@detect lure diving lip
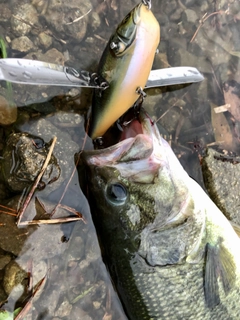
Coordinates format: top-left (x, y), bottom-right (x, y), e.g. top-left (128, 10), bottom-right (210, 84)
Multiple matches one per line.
top-left (0, 58), bottom-right (108, 89)
top-left (0, 58), bottom-right (203, 89)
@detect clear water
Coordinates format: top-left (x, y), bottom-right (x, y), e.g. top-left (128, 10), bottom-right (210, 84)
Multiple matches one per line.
top-left (0, 0), bottom-right (239, 319)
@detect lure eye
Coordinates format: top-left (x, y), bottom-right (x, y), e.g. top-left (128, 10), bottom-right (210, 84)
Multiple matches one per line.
top-left (110, 41), bottom-right (126, 56)
top-left (116, 42), bottom-right (126, 54)
top-left (106, 182), bottom-right (128, 205)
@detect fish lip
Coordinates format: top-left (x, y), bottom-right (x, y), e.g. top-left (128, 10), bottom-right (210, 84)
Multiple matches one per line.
top-left (83, 108), bottom-right (158, 166)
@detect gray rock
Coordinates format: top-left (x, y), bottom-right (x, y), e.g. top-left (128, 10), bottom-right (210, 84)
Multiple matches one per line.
top-left (170, 8), bottom-right (183, 22)
top-left (171, 46), bottom-right (212, 73)
top-left (3, 260), bottom-right (27, 296)
top-left (19, 114), bottom-right (81, 188)
top-left (24, 48), bottom-right (65, 65)
top-left (44, 0), bottom-right (92, 42)
top-left (11, 36), bottom-right (35, 52)
top-left (11, 3), bottom-right (39, 37)
top-left (54, 297), bottom-right (72, 317)
top-left (202, 148), bottom-right (240, 224)
top-left (163, 0), bottom-right (177, 15)
top-left (38, 32), bottom-right (53, 49)
top-left (0, 255), bottom-right (11, 270)
top-left (0, 4), bottom-right (11, 22)
top-left (182, 9), bottom-right (198, 25)
top-left (2, 133), bottom-right (61, 193)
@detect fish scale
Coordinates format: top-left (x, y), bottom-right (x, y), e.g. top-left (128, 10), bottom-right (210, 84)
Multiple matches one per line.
top-left (107, 249), bottom-right (240, 319)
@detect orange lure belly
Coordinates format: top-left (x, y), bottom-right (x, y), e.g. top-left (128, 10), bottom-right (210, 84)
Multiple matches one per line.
top-left (89, 4), bottom-right (160, 139)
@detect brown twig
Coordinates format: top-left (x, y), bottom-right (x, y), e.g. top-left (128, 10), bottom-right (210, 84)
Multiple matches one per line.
top-left (33, 197), bottom-right (85, 224)
top-left (0, 204), bottom-right (17, 213)
top-left (19, 217), bottom-right (82, 225)
top-left (17, 137), bottom-right (57, 226)
top-left (0, 210), bottom-right (17, 217)
top-left (50, 125), bottom-right (89, 218)
top-left (15, 275), bottom-right (47, 320)
top-left (58, 203), bottom-right (84, 218)
top-left (0, 204), bottom-right (17, 216)
top-left (190, 10), bottom-right (228, 43)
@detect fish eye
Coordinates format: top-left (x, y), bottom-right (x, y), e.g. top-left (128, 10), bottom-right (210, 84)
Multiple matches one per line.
top-left (106, 182), bottom-right (128, 205)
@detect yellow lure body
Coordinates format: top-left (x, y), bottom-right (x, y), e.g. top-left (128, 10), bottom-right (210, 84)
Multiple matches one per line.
top-left (89, 3), bottom-right (160, 139)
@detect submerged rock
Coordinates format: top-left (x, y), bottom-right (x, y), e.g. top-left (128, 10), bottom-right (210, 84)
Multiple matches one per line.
top-left (0, 95), bottom-right (17, 125)
top-left (2, 132), bottom-right (61, 193)
top-left (11, 3), bottom-right (38, 37)
top-left (202, 148), bottom-right (240, 224)
top-left (44, 0), bottom-right (92, 42)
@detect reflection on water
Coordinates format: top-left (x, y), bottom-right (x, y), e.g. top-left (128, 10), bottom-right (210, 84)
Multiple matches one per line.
top-left (0, 0), bottom-right (240, 318)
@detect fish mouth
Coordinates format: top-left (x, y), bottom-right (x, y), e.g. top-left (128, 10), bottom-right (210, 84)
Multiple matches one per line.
top-left (88, 107), bottom-right (157, 159)
top-left (84, 107), bottom-right (165, 183)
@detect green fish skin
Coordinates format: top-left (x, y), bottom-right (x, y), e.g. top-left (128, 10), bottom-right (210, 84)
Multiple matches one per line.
top-left (81, 109), bottom-right (240, 320)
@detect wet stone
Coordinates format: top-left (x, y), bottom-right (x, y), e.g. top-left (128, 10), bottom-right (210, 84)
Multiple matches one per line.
top-left (19, 114), bottom-right (81, 191)
top-left (172, 47), bottom-right (212, 73)
top-left (11, 36), bottom-right (35, 52)
top-left (54, 298), bottom-right (72, 317)
top-left (170, 8), bottom-right (183, 22)
top-left (0, 95), bottom-right (17, 125)
top-left (2, 132), bottom-right (61, 193)
top-left (0, 286), bottom-right (7, 302)
top-left (3, 260), bottom-right (27, 296)
top-left (24, 48), bottom-right (65, 65)
top-left (11, 3), bottom-right (39, 37)
top-left (202, 148), bottom-right (240, 224)
top-left (162, 0), bottom-right (177, 15)
top-left (44, 0), bottom-right (92, 42)
top-left (0, 4), bottom-right (11, 22)
top-left (38, 31), bottom-right (53, 48)
top-left (182, 9), bottom-right (199, 25)
top-left (0, 255), bottom-right (11, 270)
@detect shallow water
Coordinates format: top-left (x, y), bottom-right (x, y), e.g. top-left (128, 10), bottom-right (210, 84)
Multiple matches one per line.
top-left (0, 0), bottom-right (240, 319)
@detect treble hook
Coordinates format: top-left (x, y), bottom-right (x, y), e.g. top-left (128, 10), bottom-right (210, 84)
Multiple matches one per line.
top-left (142, 0), bottom-right (151, 10)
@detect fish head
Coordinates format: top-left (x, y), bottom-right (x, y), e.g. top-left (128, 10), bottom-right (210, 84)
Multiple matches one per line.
top-left (82, 109), bottom-right (190, 240)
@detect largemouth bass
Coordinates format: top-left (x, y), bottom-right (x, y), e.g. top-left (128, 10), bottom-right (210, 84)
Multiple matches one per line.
top-left (81, 109), bottom-right (240, 319)
top-left (88, 2), bottom-right (160, 139)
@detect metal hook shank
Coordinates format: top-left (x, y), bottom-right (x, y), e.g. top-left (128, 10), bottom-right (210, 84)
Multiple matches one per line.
top-left (142, 0), bottom-right (151, 10)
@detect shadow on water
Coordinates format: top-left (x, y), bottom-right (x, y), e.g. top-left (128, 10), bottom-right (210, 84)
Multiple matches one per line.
top-left (0, 0), bottom-right (240, 318)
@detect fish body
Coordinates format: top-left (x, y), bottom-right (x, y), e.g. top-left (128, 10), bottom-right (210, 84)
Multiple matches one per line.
top-left (82, 109), bottom-right (240, 319)
top-left (88, 3), bottom-right (160, 139)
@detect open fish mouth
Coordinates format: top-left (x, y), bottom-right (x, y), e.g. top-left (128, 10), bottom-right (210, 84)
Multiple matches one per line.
top-left (84, 107), bottom-right (171, 183)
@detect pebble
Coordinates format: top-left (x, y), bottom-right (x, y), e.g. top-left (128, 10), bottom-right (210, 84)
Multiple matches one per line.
top-left (3, 260), bottom-right (27, 296)
top-left (11, 36), bottom-right (34, 52)
top-left (38, 31), bottom-right (53, 48)
top-left (11, 3), bottom-right (38, 36)
top-left (0, 95), bottom-right (17, 125)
